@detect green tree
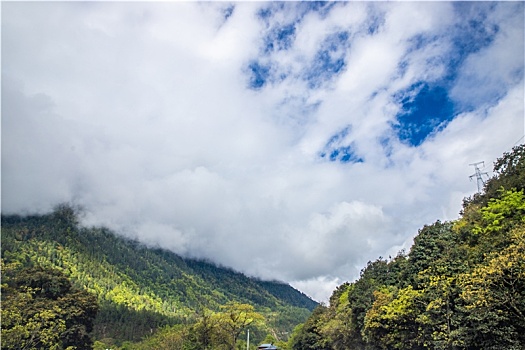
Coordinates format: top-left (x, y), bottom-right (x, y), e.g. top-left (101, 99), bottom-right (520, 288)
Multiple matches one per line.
top-left (417, 271), bottom-right (464, 350)
top-left (1, 262), bottom-right (98, 349)
top-left (407, 222), bottom-right (460, 283)
top-left (486, 144), bottom-right (525, 198)
top-left (214, 302), bottom-right (264, 350)
top-left (319, 284), bottom-right (356, 350)
top-left (289, 305), bottom-right (330, 350)
top-left (363, 285), bottom-right (425, 350)
top-left (458, 227), bottom-right (525, 349)
top-left (188, 309), bottom-right (216, 350)
top-left (123, 325), bottom-right (190, 350)
top-left (474, 189), bottom-right (525, 236)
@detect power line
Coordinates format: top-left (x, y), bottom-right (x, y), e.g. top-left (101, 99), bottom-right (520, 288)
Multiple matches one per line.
top-left (469, 161), bottom-right (489, 193)
top-left (512, 135), bottom-right (525, 147)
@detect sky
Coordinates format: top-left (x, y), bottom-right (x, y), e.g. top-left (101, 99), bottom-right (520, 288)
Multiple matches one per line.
top-left (2, 1), bottom-right (524, 302)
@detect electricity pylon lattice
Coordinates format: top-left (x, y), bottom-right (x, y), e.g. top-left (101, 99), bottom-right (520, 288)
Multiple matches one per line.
top-left (469, 161), bottom-right (489, 193)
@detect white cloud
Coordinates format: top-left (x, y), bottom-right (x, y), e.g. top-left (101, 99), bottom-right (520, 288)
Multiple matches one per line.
top-left (450, 2), bottom-right (524, 108)
top-left (2, 2), bottom-right (523, 302)
top-left (291, 276), bottom-right (343, 304)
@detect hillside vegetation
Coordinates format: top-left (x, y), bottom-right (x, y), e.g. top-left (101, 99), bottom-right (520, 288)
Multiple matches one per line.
top-left (289, 144), bottom-right (525, 350)
top-left (1, 207), bottom-right (316, 349)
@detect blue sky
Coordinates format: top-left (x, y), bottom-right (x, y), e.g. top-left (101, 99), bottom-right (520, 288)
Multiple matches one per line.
top-left (2, 1), bottom-right (524, 301)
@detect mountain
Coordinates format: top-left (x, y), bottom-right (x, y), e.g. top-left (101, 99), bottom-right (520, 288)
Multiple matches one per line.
top-left (1, 207), bottom-right (317, 346)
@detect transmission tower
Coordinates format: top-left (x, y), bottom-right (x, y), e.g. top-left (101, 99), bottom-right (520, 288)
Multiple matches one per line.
top-left (469, 161), bottom-right (489, 193)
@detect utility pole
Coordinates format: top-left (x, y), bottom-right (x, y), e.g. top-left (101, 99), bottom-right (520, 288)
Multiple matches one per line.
top-left (469, 161), bottom-right (489, 193)
top-left (247, 329), bottom-right (250, 350)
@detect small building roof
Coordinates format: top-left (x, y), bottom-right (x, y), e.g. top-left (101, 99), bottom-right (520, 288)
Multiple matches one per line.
top-left (257, 344), bottom-right (278, 350)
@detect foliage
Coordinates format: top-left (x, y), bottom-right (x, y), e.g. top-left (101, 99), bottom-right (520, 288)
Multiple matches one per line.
top-left (318, 284), bottom-right (357, 350)
top-left (1, 263), bottom-right (98, 350)
top-left (123, 303), bottom-right (265, 350)
top-left (117, 325), bottom-right (190, 350)
top-left (363, 285), bottom-right (424, 349)
top-left (458, 227), bottom-right (525, 349)
top-left (213, 302), bottom-right (265, 350)
top-left (289, 305), bottom-right (330, 350)
top-left (473, 188), bottom-right (525, 235)
top-left (487, 144), bottom-right (525, 197)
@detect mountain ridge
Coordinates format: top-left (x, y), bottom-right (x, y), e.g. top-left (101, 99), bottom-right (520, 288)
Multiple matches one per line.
top-left (1, 207), bottom-right (317, 345)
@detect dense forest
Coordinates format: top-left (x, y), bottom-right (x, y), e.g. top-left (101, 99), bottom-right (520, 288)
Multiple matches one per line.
top-left (2, 144), bottom-right (524, 350)
top-left (288, 144), bottom-right (525, 350)
top-left (1, 205), bottom-right (316, 349)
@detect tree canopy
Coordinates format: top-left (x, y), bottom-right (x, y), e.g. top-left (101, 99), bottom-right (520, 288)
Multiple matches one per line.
top-left (1, 263), bottom-right (98, 350)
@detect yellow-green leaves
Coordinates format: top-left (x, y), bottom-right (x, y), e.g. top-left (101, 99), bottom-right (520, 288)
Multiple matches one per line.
top-left (461, 227), bottom-right (525, 314)
top-left (363, 285), bottom-right (424, 349)
top-left (474, 189), bottom-right (525, 235)
top-left (1, 263), bottom-right (98, 350)
top-left (214, 302), bottom-right (265, 350)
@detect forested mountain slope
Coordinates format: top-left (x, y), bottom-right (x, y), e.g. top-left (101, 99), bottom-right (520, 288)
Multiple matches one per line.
top-left (290, 144), bottom-right (525, 350)
top-left (1, 208), bottom-right (316, 346)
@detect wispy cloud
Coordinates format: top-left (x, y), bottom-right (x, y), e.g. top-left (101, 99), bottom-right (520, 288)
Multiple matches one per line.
top-left (2, 2), bottom-right (523, 302)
